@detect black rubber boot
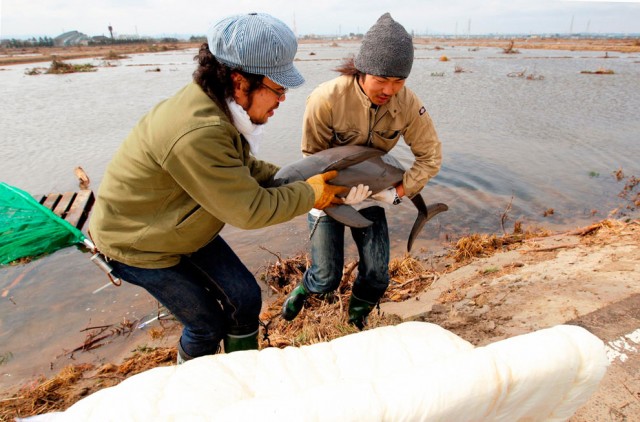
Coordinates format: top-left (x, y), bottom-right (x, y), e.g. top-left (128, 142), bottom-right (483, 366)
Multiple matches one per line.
top-left (348, 294), bottom-right (377, 330)
top-left (281, 283), bottom-right (309, 321)
top-left (223, 329), bottom-right (259, 353)
top-left (176, 339), bottom-right (195, 365)
top-left (177, 337), bottom-right (221, 364)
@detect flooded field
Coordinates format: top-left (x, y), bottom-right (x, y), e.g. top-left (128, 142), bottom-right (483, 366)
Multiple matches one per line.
top-left (1, 42), bottom-right (638, 388)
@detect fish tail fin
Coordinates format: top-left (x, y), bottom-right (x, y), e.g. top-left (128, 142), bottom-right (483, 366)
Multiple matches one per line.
top-left (407, 196), bottom-right (449, 252)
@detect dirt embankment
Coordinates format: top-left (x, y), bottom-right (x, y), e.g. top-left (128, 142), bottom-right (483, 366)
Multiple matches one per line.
top-left (1, 219), bottom-right (638, 421)
top-left (2, 37), bottom-right (639, 68)
top-left (0, 42), bottom-right (201, 67)
top-left (415, 37), bottom-right (640, 53)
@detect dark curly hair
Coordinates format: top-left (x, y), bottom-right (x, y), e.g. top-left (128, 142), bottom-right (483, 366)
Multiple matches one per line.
top-left (192, 43), bottom-right (264, 122)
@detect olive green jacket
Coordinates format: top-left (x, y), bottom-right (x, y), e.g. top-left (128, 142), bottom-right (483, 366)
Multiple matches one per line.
top-left (90, 82), bottom-right (314, 268)
top-left (301, 75), bottom-right (442, 198)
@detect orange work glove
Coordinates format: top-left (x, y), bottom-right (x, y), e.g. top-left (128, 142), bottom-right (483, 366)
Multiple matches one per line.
top-left (306, 170), bottom-right (350, 210)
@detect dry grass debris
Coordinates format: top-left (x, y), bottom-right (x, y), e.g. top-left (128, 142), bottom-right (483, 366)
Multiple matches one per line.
top-left (0, 347), bottom-right (176, 419)
top-left (0, 219), bottom-right (633, 420)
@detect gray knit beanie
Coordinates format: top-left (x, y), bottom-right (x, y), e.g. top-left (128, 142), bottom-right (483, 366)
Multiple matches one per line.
top-left (355, 13), bottom-right (414, 78)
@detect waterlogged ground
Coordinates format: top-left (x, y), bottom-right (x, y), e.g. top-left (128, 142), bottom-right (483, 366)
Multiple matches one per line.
top-left (1, 41), bottom-right (639, 417)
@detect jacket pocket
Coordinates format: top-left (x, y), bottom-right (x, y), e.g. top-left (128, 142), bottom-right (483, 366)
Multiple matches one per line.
top-left (170, 206), bottom-right (221, 252)
top-left (333, 129), bottom-right (363, 145)
top-left (372, 129), bottom-right (401, 149)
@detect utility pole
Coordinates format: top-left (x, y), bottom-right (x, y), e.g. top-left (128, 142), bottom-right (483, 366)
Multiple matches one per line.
top-left (293, 12), bottom-right (297, 37)
top-left (569, 15), bottom-right (574, 35)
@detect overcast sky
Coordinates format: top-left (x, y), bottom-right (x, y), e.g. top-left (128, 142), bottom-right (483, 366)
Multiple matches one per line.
top-left (1, 0), bottom-right (639, 39)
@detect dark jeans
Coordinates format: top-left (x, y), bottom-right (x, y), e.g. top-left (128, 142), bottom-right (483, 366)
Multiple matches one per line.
top-left (302, 206), bottom-right (390, 303)
top-left (109, 236), bottom-right (261, 358)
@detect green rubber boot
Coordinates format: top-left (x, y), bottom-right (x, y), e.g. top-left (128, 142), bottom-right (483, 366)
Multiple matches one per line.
top-left (348, 294), bottom-right (377, 330)
top-left (281, 283), bottom-right (309, 321)
top-left (223, 329), bottom-right (259, 353)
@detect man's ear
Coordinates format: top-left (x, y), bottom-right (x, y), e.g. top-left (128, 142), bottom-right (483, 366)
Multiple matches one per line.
top-left (231, 72), bottom-right (244, 89)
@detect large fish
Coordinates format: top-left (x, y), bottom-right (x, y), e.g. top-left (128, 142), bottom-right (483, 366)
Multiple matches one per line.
top-left (271, 145), bottom-right (448, 252)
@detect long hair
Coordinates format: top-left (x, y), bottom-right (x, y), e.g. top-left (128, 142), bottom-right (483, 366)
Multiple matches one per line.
top-left (192, 43), bottom-right (264, 122)
top-left (334, 55), bottom-right (364, 77)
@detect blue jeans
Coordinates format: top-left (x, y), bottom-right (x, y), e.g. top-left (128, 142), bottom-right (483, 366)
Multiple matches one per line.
top-left (302, 206), bottom-right (390, 303)
top-left (109, 236), bottom-right (261, 358)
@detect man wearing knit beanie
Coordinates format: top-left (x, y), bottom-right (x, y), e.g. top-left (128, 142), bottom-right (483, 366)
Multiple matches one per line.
top-left (355, 12), bottom-right (414, 79)
top-left (282, 13), bottom-right (443, 329)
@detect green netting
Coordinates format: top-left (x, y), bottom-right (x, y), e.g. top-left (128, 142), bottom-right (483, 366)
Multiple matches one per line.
top-left (0, 182), bottom-right (85, 265)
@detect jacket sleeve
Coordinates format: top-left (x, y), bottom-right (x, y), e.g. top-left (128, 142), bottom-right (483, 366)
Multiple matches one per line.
top-left (401, 94), bottom-right (442, 198)
top-left (301, 89), bottom-right (334, 156)
top-left (163, 123), bottom-right (315, 230)
top-left (245, 151), bottom-right (280, 187)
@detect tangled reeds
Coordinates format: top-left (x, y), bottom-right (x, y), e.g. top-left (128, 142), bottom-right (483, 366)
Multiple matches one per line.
top-left (5, 217), bottom-right (618, 419)
top-left (580, 68), bottom-right (615, 75)
top-left (258, 253), bottom-right (433, 348)
top-left (101, 50), bottom-right (129, 60)
top-left (0, 347), bottom-right (176, 419)
top-left (46, 58), bottom-right (96, 74)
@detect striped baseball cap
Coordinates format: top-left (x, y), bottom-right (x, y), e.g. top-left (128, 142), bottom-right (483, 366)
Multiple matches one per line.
top-left (207, 13), bottom-right (304, 88)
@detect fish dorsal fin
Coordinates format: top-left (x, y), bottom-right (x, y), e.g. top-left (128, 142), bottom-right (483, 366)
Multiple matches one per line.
top-left (322, 147), bottom-right (385, 172)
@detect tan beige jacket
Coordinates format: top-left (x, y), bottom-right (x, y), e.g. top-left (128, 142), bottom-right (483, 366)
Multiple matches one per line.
top-left (301, 75), bottom-right (442, 198)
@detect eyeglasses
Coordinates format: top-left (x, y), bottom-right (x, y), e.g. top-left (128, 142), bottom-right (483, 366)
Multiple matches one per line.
top-left (261, 82), bottom-right (287, 101)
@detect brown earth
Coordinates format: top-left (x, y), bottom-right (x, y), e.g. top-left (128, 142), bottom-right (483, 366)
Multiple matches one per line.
top-left (0, 42), bottom-right (201, 67)
top-left (1, 36), bottom-right (639, 68)
top-left (1, 219), bottom-right (638, 420)
top-left (383, 219), bottom-right (640, 421)
top-left (414, 36), bottom-right (640, 54)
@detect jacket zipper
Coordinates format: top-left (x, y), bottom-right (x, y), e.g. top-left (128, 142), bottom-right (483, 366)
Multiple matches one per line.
top-left (367, 105), bottom-right (379, 146)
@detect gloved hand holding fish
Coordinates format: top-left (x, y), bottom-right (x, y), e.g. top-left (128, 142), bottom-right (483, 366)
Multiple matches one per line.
top-left (342, 184), bottom-right (372, 205)
top-left (271, 145), bottom-right (448, 252)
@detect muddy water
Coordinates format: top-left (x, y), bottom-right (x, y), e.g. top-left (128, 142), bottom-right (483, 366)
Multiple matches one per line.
top-left (1, 42), bottom-right (639, 388)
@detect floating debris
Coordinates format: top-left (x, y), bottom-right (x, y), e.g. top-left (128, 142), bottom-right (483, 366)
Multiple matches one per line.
top-left (507, 68), bottom-right (544, 80)
top-left (102, 50), bottom-right (129, 60)
top-left (45, 58), bottom-right (96, 74)
top-left (502, 40), bottom-right (520, 54)
top-left (74, 167), bottom-right (90, 190)
top-left (580, 68), bottom-right (615, 75)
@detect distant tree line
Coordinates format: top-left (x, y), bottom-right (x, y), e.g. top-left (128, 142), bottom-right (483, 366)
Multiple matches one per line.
top-left (2, 37), bottom-right (55, 48)
top-left (88, 37), bottom-right (187, 46)
top-left (88, 37), bottom-right (155, 46)
top-left (2, 34), bottom-right (207, 49)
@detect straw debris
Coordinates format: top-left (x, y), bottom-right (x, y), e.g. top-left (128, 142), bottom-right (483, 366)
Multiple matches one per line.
top-left (0, 347), bottom-right (176, 419)
top-left (45, 58), bottom-right (97, 74)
